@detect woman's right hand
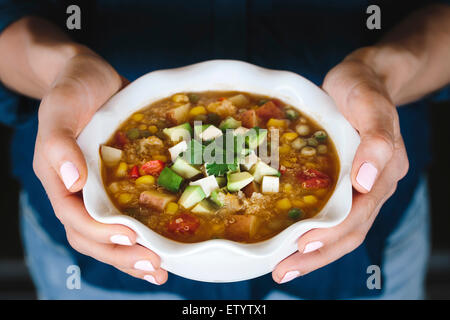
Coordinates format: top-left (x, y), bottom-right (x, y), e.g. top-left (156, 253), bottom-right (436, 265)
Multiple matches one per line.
top-left (32, 50), bottom-right (168, 285)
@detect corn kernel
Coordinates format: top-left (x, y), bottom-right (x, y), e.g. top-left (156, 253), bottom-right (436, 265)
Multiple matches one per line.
top-left (305, 162), bottom-right (318, 169)
top-left (172, 94), bottom-right (189, 103)
top-left (153, 154), bottom-right (168, 162)
top-left (281, 132), bottom-right (299, 143)
top-left (292, 199), bottom-right (306, 207)
top-left (148, 125), bottom-right (158, 134)
top-left (135, 175), bottom-right (155, 186)
top-left (283, 183), bottom-right (293, 193)
top-left (132, 113), bottom-right (144, 122)
top-left (281, 160), bottom-right (293, 168)
top-left (117, 193), bottom-right (133, 205)
top-left (279, 144), bottom-right (291, 155)
top-left (267, 118), bottom-right (287, 128)
top-left (138, 124), bottom-right (147, 130)
top-left (189, 106), bottom-right (207, 117)
top-left (276, 198), bottom-right (292, 211)
top-left (115, 162), bottom-right (128, 178)
top-left (165, 202), bottom-right (179, 214)
top-left (315, 188), bottom-right (328, 197)
top-left (303, 195), bottom-right (318, 205)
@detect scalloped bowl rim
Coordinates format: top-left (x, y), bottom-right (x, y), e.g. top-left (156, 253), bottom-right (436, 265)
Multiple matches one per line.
top-left (77, 60), bottom-right (360, 282)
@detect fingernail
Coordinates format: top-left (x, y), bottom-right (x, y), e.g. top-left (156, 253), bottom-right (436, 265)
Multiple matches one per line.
top-left (110, 234), bottom-right (132, 246)
top-left (280, 270), bottom-right (300, 284)
top-left (134, 260), bottom-right (155, 272)
top-left (356, 162), bottom-right (378, 192)
top-left (60, 161), bottom-right (79, 190)
top-left (303, 241), bottom-right (323, 254)
top-left (144, 275), bottom-right (160, 285)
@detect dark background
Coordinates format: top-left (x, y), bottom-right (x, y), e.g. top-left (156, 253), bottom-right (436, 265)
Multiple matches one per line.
top-left (0, 102), bottom-right (449, 299)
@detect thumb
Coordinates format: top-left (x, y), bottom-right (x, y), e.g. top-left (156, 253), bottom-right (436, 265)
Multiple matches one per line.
top-left (42, 128), bottom-right (87, 192)
top-left (348, 87), bottom-right (397, 193)
top-left (323, 60), bottom-right (399, 194)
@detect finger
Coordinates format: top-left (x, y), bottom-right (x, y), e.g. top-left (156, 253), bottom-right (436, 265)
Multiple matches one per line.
top-left (38, 128), bottom-right (87, 192)
top-left (35, 156), bottom-right (138, 245)
top-left (65, 226), bottom-right (164, 282)
top-left (272, 234), bottom-right (360, 283)
top-left (323, 63), bottom-right (398, 193)
top-left (273, 151), bottom-right (403, 282)
top-left (36, 57), bottom-right (124, 192)
top-left (117, 267), bottom-right (169, 286)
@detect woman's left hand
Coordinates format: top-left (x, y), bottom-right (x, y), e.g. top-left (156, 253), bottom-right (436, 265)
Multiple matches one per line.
top-left (272, 53), bottom-right (410, 283)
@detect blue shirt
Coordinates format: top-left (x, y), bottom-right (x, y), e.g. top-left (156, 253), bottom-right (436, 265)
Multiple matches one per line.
top-left (1, 0), bottom-right (449, 299)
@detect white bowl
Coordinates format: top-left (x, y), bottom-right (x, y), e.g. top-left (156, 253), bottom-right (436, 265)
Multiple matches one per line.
top-left (77, 60), bottom-right (360, 282)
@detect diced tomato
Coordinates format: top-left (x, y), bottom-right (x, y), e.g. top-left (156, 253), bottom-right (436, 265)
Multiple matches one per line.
top-left (297, 168), bottom-right (330, 189)
top-left (239, 109), bottom-right (258, 128)
top-left (271, 99), bottom-right (283, 108)
top-left (141, 160), bottom-right (165, 176)
top-left (114, 131), bottom-right (128, 148)
top-left (168, 213), bottom-right (200, 234)
top-left (279, 166), bottom-right (287, 175)
top-left (129, 165), bottom-right (140, 179)
top-left (255, 101), bottom-right (284, 121)
top-left (218, 97), bottom-right (226, 101)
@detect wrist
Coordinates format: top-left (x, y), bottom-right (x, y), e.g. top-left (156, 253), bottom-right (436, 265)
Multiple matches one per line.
top-left (32, 42), bottom-right (93, 93)
top-left (345, 45), bottom-right (419, 105)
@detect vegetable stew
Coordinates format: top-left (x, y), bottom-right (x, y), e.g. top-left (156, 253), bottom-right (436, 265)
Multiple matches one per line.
top-left (100, 92), bottom-right (339, 243)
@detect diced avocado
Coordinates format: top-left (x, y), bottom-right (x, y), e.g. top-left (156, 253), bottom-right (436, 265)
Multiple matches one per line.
top-left (157, 167), bottom-right (184, 193)
top-left (210, 189), bottom-right (226, 207)
top-left (171, 157), bottom-right (201, 179)
top-left (227, 171), bottom-right (254, 192)
top-left (181, 139), bottom-right (204, 165)
top-left (249, 160), bottom-right (280, 183)
top-left (219, 116), bottom-right (242, 130)
top-left (189, 175), bottom-right (219, 197)
top-left (239, 150), bottom-right (258, 170)
top-left (163, 123), bottom-right (193, 143)
top-left (178, 185), bottom-right (206, 209)
top-left (191, 199), bottom-right (216, 214)
top-left (215, 176), bottom-right (227, 188)
top-left (245, 127), bottom-right (268, 149)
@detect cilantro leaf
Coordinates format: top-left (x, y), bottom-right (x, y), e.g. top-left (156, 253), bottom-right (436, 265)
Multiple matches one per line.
top-left (206, 161), bottom-right (238, 177)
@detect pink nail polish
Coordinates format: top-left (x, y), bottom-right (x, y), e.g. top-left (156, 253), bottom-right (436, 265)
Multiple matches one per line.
top-left (110, 234), bottom-right (132, 246)
top-left (303, 241), bottom-right (323, 254)
top-left (356, 162), bottom-right (377, 191)
top-left (134, 260), bottom-right (155, 272)
top-left (280, 270), bottom-right (300, 284)
top-left (60, 161), bottom-right (79, 190)
top-left (144, 275), bottom-right (160, 285)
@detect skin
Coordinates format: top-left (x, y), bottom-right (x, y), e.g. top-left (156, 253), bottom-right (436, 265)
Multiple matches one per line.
top-left (272, 4), bottom-right (450, 283)
top-left (0, 5), bottom-right (448, 286)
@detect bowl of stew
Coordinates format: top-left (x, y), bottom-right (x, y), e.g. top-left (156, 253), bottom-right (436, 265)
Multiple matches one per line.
top-left (78, 60), bottom-right (360, 282)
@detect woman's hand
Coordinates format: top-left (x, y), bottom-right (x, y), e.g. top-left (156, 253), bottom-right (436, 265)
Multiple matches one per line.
top-left (272, 52), bottom-right (409, 283)
top-left (32, 51), bottom-right (168, 285)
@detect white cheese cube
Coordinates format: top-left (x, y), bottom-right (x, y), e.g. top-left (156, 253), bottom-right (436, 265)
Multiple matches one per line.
top-left (168, 140), bottom-right (188, 162)
top-left (233, 126), bottom-right (250, 136)
top-left (189, 175), bottom-right (219, 197)
top-left (261, 176), bottom-right (279, 194)
top-left (199, 125), bottom-right (223, 141)
top-left (240, 151), bottom-right (258, 171)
